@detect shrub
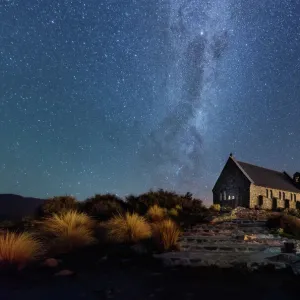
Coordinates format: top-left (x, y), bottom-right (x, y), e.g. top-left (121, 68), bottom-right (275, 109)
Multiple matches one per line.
top-left (283, 208), bottom-right (300, 218)
top-left (168, 208), bottom-right (179, 217)
top-left (266, 214), bottom-right (282, 228)
top-left (221, 206), bottom-right (232, 213)
top-left (126, 189), bottom-right (206, 214)
top-left (38, 195), bottom-right (78, 217)
top-left (280, 215), bottom-right (300, 237)
top-left (104, 213), bottom-right (151, 243)
top-left (0, 232), bottom-right (43, 268)
top-left (82, 194), bottom-right (128, 220)
top-left (146, 205), bottom-right (166, 222)
top-left (211, 213), bottom-right (236, 224)
top-left (175, 204), bottom-right (182, 211)
top-left (41, 211), bottom-right (96, 252)
top-left (151, 219), bottom-right (181, 251)
top-left (210, 204), bottom-right (220, 212)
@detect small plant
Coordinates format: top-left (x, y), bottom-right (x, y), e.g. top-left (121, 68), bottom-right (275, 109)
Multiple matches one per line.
top-left (277, 228), bottom-right (284, 235)
top-left (210, 204), bottom-right (221, 212)
top-left (0, 232), bottom-right (43, 268)
top-left (151, 219), bottom-right (181, 251)
top-left (146, 205), bottom-right (166, 222)
top-left (104, 213), bottom-right (151, 243)
top-left (211, 212), bottom-right (236, 224)
top-left (41, 210), bottom-right (96, 252)
top-left (175, 204), bottom-right (182, 211)
top-left (168, 208), bottom-right (179, 217)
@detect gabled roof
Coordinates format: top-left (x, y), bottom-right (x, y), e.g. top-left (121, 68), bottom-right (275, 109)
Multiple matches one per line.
top-left (235, 159), bottom-right (300, 193)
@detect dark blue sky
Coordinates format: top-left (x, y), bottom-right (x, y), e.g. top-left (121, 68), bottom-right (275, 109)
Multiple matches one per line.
top-left (1, 0), bottom-right (300, 202)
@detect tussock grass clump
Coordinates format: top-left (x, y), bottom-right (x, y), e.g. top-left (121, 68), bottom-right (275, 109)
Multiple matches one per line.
top-left (0, 231), bottom-right (43, 267)
top-left (41, 211), bottom-right (96, 252)
top-left (104, 213), bottom-right (151, 243)
top-left (210, 204), bottom-right (221, 212)
top-left (152, 219), bottom-right (181, 251)
top-left (168, 208), bottom-right (179, 217)
top-left (146, 205), bottom-right (166, 222)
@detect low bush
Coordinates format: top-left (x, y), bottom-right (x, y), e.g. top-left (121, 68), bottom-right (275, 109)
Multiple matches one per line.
top-left (104, 213), bottom-right (151, 244)
top-left (266, 213), bottom-right (282, 228)
top-left (211, 212), bottom-right (236, 224)
top-left (0, 231), bottom-right (43, 268)
top-left (38, 195), bottom-right (78, 217)
top-left (151, 219), bottom-right (181, 251)
top-left (168, 208), bottom-right (179, 217)
top-left (82, 194), bottom-right (128, 220)
top-left (209, 204), bottom-right (220, 212)
top-left (126, 190), bottom-right (206, 215)
top-left (41, 211), bottom-right (96, 253)
top-left (280, 215), bottom-right (300, 238)
top-left (146, 205), bottom-right (166, 222)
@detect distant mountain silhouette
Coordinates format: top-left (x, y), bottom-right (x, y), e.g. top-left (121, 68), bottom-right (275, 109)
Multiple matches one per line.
top-left (0, 194), bottom-right (45, 220)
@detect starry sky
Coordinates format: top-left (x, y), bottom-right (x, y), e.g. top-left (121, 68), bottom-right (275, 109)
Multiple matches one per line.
top-left (1, 0), bottom-right (300, 203)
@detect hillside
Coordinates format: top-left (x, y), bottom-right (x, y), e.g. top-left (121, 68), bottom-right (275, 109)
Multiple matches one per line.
top-left (0, 194), bottom-right (44, 220)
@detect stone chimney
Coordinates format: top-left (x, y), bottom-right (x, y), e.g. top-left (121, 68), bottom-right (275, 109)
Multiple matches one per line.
top-left (293, 172), bottom-right (300, 189)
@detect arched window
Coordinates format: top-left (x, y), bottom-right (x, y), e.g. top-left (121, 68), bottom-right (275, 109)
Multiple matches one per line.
top-left (279, 191), bottom-right (281, 199)
top-left (220, 192), bottom-right (223, 201)
top-left (270, 190), bottom-right (273, 198)
top-left (223, 191), bottom-right (227, 201)
top-left (266, 189), bottom-right (269, 198)
top-left (283, 192), bottom-right (285, 200)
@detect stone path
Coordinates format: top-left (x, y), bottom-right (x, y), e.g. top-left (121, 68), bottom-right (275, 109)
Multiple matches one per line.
top-left (154, 219), bottom-right (300, 273)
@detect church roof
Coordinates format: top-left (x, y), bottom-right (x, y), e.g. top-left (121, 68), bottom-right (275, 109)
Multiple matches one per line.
top-left (235, 159), bottom-right (300, 193)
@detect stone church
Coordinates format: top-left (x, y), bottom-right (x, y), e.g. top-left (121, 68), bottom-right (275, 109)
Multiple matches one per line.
top-left (212, 154), bottom-right (300, 210)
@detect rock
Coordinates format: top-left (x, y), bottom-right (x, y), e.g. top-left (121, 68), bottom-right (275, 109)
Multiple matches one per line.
top-left (43, 258), bottom-right (60, 268)
top-left (54, 269), bottom-right (75, 276)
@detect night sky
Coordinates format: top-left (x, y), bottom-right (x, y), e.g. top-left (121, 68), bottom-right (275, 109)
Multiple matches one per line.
top-left (1, 0), bottom-right (300, 203)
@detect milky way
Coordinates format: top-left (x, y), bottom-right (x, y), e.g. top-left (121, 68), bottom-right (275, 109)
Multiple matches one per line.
top-left (1, 0), bottom-right (300, 202)
top-left (143, 0), bottom-right (232, 194)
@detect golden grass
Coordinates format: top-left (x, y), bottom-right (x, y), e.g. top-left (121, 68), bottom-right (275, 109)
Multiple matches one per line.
top-left (210, 204), bottom-right (221, 212)
top-left (0, 231), bottom-right (43, 266)
top-left (168, 208), bottom-right (178, 217)
top-left (41, 210), bottom-right (96, 252)
top-left (146, 205), bottom-right (166, 222)
top-left (151, 219), bottom-right (181, 251)
top-left (104, 213), bottom-right (151, 243)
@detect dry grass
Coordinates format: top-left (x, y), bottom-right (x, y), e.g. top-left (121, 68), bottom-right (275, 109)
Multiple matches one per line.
top-left (168, 208), bottom-right (179, 217)
top-left (104, 213), bottom-right (151, 243)
top-left (0, 231), bottom-right (43, 267)
top-left (210, 204), bottom-right (221, 212)
top-left (152, 219), bottom-right (181, 251)
top-left (146, 205), bottom-right (166, 222)
top-left (41, 210), bottom-right (96, 252)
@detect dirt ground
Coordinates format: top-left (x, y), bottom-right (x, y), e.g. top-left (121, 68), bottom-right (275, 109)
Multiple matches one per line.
top-left (0, 257), bottom-right (299, 300)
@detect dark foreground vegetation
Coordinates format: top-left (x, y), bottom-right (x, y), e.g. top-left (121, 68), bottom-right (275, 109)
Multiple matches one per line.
top-left (1, 190), bottom-right (300, 299)
top-left (0, 190), bottom-right (210, 272)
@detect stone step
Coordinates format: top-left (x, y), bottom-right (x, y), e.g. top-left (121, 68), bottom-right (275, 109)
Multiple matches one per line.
top-left (184, 228), bottom-right (269, 235)
top-left (180, 243), bottom-right (268, 253)
top-left (180, 235), bottom-right (236, 242)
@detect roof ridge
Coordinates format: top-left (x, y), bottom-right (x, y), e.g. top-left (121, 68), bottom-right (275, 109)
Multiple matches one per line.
top-left (237, 160), bottom-right (284, 174)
